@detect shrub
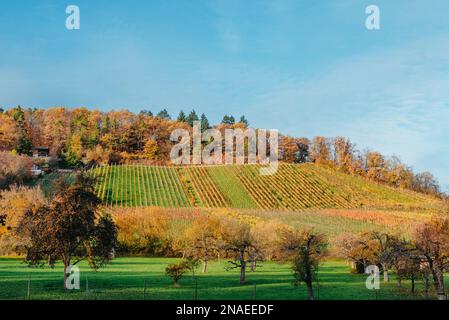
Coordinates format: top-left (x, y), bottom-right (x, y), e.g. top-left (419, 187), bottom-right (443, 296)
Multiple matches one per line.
top-left (165, 261), bottom-right (190, 287)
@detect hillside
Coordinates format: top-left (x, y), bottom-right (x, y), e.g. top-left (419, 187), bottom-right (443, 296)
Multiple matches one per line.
top-left (88, 163), bottom-right (443, 212)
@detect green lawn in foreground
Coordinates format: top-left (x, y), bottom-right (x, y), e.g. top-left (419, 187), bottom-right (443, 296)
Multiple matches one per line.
top-left (0, 257), bottom-right (430, 300)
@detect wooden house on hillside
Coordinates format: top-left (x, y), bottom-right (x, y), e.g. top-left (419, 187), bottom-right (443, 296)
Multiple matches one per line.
top-left (32, 146), bottom-right (50, 158)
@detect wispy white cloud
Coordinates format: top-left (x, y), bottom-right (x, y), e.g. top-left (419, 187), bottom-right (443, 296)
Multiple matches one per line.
top-left (248, 35), bottom-right (449, 187)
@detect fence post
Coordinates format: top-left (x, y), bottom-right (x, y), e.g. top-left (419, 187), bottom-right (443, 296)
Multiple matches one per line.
top-left (85, 278), bottom-right (89, 299)
top-left (27, 273), bottom-right (31, 300)
top-left (194, 277), bottom-right (198, 300)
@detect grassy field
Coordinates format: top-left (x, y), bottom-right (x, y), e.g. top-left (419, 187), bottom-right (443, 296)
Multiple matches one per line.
top-left (85, 163), bottom-right (443, 212)
top-left (0, 257), bottom-right (433, 300)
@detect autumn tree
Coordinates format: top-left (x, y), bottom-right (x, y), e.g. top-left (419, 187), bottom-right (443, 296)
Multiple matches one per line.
top-left (385, 156), bottom-right (414, 189)
top-left (42, 107), bottom-right (70, 156)
top-left (251, 220), bottom-right (290, 266)
top-left (0, 185), bottom-right (46, 255)
top-left (338, 231), bottom-right (399, 281)
top-left (0, 152), bottom-right (33, 189)
top-left (223, 220), bottom-right (260, 285)
top-left (65, 133), bottom-right (84, 166)
top-left (333, 137), bottom-right (355, 173)
top-left (310, 136), bottom-right (331, 165)
top-left (0, 113), bottom-right (19, 151)
top-left (364, 151), bottom-right (387, 182)
top-left (85, 145), bottom-right (111, 165)
top-left (114, 207), bottom-right (168, 255)
top-left (16, 173), bottom-right (117, 289)
top-left (413, 172), bottom-right (440, 196)
top-left (27, 109), bottom-right (45, 147)
top-left (143, 138), bottom-right (159, 160)
top-left (183, 215), bottom-right (223, 273)
top-left (388, 238), bottom-right (423, 292)
top-left (132, 113), bottom-right (148, 150)
top-left (165, 261), bottom-right (190, 287)
top-left (376, 233), bottom-right (400, 282)
top-left (335, 233), bottom-right (379, 274)
top-left (413, 218), bottom-right (449, 300)
top-left (279, 136), bottom-right (299, 163)
top-left (276, 229), bottom-right (328, 300)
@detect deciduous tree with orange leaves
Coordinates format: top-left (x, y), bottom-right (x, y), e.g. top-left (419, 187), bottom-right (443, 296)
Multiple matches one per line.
top-left (275, 229), bottom-right (328, 300)
top-left (16, 173), bottom-right (117, 289)
top-left (413, 218), bottom-right (449, 300)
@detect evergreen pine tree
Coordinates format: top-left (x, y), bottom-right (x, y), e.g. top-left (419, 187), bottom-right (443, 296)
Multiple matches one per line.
top-left (140, 110), bottom-right (153, 117)
top-left (239, 115), bottom-right (249, 126)
top-left (200, 113), bottom-right (210, 131)
top-left (156, 109), bottom-right (171, 120)
top-left (12, 106), bottom-right (32, 155)
top-left (221, 115), bottom-right (234, 125)
top-left (177, 110), bottom-right (187, 122)
top-left (186, 109), bottom-right (199, 127)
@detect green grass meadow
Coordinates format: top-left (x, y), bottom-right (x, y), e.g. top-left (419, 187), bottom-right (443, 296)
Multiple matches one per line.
top-left (0, 257), bottom-right (430, 300)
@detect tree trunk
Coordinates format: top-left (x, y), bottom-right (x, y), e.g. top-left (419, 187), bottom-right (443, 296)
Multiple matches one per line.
top-left (381, 264), bottom-right (388, 282)
top-left (202, 260), bottom-right (208, 273)
top-left (423, 275), bottom-right (430, 299)
top-left (435, 271), bottom-right (446, 300)
top-left (355, 261), bottom-right (365, 274)
top-left (411, 274), bottom-right (415, 294)
top-left (63, 260), bottom-right (70, 290)
top-left (306, 281), bottom-right (314, 300)
top-left (250, 260), bottom-right (256, 272)
top-left (240, 260), bottom-right (246, 285)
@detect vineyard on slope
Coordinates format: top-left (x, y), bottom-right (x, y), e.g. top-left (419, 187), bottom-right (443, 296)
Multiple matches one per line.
top-left (88, 163), bottom-right (443, 212)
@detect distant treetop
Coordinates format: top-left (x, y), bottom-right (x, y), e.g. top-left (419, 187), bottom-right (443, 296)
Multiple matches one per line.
top-left (156, 109), bottom-right (171, 120)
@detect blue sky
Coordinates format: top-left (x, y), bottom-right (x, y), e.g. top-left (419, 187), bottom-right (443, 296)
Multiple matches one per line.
top-left (1, 0), bottom-right (448, 189)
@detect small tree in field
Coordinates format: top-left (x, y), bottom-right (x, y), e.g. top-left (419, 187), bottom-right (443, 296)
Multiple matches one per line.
top-left (365, 231), bottom-right (397, 282)
top-left (183, 257), bottom-right (200, 278)
top-left (388, 239), bottom-right (422, 292)
top-left (184, 215), bottom-right (222, 273)
top-left (17, 173), bottom-right (117, 289)
top-left (165, 261), bottom-right (189, 287)
top-left (223, 220), bottom-right (260, 285)
top-left (335, 232), bottom-right (394, 277)
top-left (413, 218), bottom-right (449, 300)
top-left (276, 229), bottom-right (328, 300)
